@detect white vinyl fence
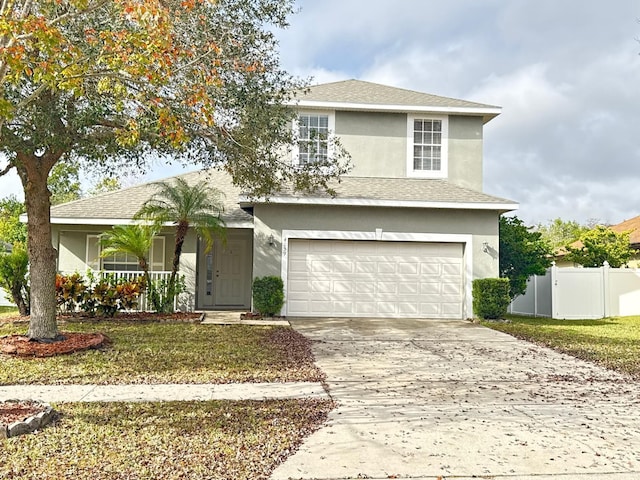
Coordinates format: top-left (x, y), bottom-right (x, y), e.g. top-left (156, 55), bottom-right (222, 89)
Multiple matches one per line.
top-left (509, 262), bottom-right (640, 319)
top-left (0, 287), bottom-right (14, 307)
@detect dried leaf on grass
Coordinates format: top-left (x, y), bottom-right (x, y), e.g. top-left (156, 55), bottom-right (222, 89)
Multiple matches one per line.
top-left (263, 327), bottom-right (326, 382)
top-left (0, 399), bottom-right (336, 480)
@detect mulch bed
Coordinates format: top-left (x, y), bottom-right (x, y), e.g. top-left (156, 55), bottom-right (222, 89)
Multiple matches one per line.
top-left (0, 332), bottom-right (108, 357)
top-left (0, 311), bottom-right (202, 357)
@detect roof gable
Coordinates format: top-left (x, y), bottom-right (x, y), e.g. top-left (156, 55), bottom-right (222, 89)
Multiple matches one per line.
top-left (294, 79), bottom-right (500, 123)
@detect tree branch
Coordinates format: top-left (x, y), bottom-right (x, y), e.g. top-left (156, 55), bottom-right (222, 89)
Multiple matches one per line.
top-left (0, 161), bottom-right (14, 177)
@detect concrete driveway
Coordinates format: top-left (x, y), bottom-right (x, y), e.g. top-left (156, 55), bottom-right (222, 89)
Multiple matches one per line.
top-left (271, 318), bottom-right (640, 480)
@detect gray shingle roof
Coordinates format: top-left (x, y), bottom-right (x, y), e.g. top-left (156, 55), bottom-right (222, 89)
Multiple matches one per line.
top-left (298, 79), bottom-right (499, 111)
top-left (250, 176), bottom-right (516, 209)
top-left (51, 170), bottom-right (517, 225)
top-left (50, 169), bottom-right (253, 225)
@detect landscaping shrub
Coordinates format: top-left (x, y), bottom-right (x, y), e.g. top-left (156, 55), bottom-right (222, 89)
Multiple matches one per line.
top-left (147, 275), bottom-right (185, 313)
top-left (252, 276), bottom-right (284, 316)
top-left (472, 278), bottom-right (510, 320)
top-left (0, 244), bottom-right (30, 316)
top-left (55, 272), bottom-right (144, 317)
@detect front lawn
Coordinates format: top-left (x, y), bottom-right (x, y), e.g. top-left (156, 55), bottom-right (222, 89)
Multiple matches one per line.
top-left (0, 399), bottom-right (335, 480)
top-left (0, 306), bottom-right (18, 319)
top-left (0, 320), bottom-right (324, 385)
top-left (483, 315), bottom-right (640, 378)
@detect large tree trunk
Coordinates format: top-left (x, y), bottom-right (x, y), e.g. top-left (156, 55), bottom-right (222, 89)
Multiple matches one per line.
top-left (17, 152), bottom-right (60, 340)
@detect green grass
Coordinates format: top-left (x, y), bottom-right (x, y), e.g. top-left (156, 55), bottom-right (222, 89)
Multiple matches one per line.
top-left (0, 399), bottom-right (335, 480)
top-left (0, 320), bottom-right (324, 385)
top-left (483, 315), bottom-right (640, 378)
top-left (0, 306), bottom-right (18, 318)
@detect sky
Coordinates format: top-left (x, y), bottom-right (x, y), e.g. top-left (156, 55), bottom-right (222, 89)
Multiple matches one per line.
top-left (1, 0), bottom-right (639, 226)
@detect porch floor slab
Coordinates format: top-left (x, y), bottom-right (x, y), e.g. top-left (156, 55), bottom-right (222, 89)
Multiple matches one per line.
top-left (199, 311), bottom-right (290, 326)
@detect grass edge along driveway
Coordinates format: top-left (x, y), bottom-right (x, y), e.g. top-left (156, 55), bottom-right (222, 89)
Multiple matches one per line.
top-left (483, 315), bottom-right (640, 379)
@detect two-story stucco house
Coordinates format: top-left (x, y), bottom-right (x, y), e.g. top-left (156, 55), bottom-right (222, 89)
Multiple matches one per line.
top-left (49, 79), bottom-right (518, 319)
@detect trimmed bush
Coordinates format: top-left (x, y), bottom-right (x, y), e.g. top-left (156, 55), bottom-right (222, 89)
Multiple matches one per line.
top-left (472, 278), bottom-right (510, 320)
top-left (252, 276), bottom-right (284, 317)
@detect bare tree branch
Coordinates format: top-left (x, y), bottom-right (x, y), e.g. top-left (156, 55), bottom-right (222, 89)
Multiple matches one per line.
top-left (0, 161), bottom-right (14, 177)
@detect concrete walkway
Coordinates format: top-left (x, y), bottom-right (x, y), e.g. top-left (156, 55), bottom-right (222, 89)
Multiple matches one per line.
top-left (200, 310), bottom-right (290, 326)
top-left (270, 317), bottom-right (640, 480)
top-left (0, 382), bottom-right (327, 403)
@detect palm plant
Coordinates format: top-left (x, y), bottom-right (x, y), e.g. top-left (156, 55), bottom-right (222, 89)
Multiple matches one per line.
top-left (135, 177), bottom-right (226, 311)
top-left (99, 224), bottom-right (160, 309)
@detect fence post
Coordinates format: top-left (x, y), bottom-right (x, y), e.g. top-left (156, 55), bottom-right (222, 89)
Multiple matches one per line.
top-left (602, 261), bottom-right (610, 318)
top-left (550, 261), bottom-right (558, 319)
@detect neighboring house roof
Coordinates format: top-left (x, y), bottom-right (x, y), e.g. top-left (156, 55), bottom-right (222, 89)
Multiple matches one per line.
top-left (49, 170), bottom-right (253, 227)
top-left (610, 215), bottom-right (640, 247)
top-left (293, 79), bottom-right (501, 123)
top-left (241, 177), bottom-right (517, 212)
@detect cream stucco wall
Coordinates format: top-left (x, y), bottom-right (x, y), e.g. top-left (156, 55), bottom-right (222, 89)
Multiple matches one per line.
top-left (336, 111), bottom-right (407, 177)
top-left (334, 111), bottom-right (484, 190)
top-left (448, 116), bottom-right (484, 191)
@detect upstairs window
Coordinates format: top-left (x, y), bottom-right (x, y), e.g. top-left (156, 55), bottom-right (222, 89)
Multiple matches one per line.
top-left (407, 115), bottom-right (448, 178)
top-left (413, 119), bottom-right (442, 171)
top-left (295, 112), bottom-right (334, 165)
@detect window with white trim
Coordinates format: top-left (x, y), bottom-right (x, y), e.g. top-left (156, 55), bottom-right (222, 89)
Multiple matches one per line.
top-left (86, 235), bottom-right (165, 272)
top-left (407, 115), bottom-right (448, 178)
top-left (294, 112), bottom-right (335, 165)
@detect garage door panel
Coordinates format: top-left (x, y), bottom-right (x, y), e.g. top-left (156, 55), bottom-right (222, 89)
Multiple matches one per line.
top-left (398, 262), bottom-right (419, 275)
top-left (355, 262), bottom-right (376, 273)
top-left (398, 282), bottom-right (419, 294)
top-left (287, 240), bottom-right (463, 319)
top-left (442, 283), bottom-right (462, 295)
top-left (442, 303), bottom-right (463, 316)
top-left (355, 302), bottom-right (376, 314)
top-left (420, 264), bottom-right (441, 275)
top-left (420, 283), bottom-right (441, 294)
top-left (333, 281), bottom-right (355, 294)
top-left (310, 281), bottom-right (331, 293)
top-left (398, 303), bottom-right (419, 315)
top-left (376, 282), bottom-right (397, 294)
top-left (288, 279), bottom-right (312, 292)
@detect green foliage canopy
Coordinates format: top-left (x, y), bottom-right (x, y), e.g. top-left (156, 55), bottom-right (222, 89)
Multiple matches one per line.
top-left (536, 218), bottom-right (589, 249)
top-left (499, 216), bottom-right (553, 299)
top-left (0, 196), bottom-right (26, 246)
top-left (0, 243), bottom-right (30, 315)
top-left (564, 226), bottom-right (636, 268)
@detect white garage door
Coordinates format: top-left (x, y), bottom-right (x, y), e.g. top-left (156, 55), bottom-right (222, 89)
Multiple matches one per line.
top-left (286, 239), bottom-right (464, 318)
